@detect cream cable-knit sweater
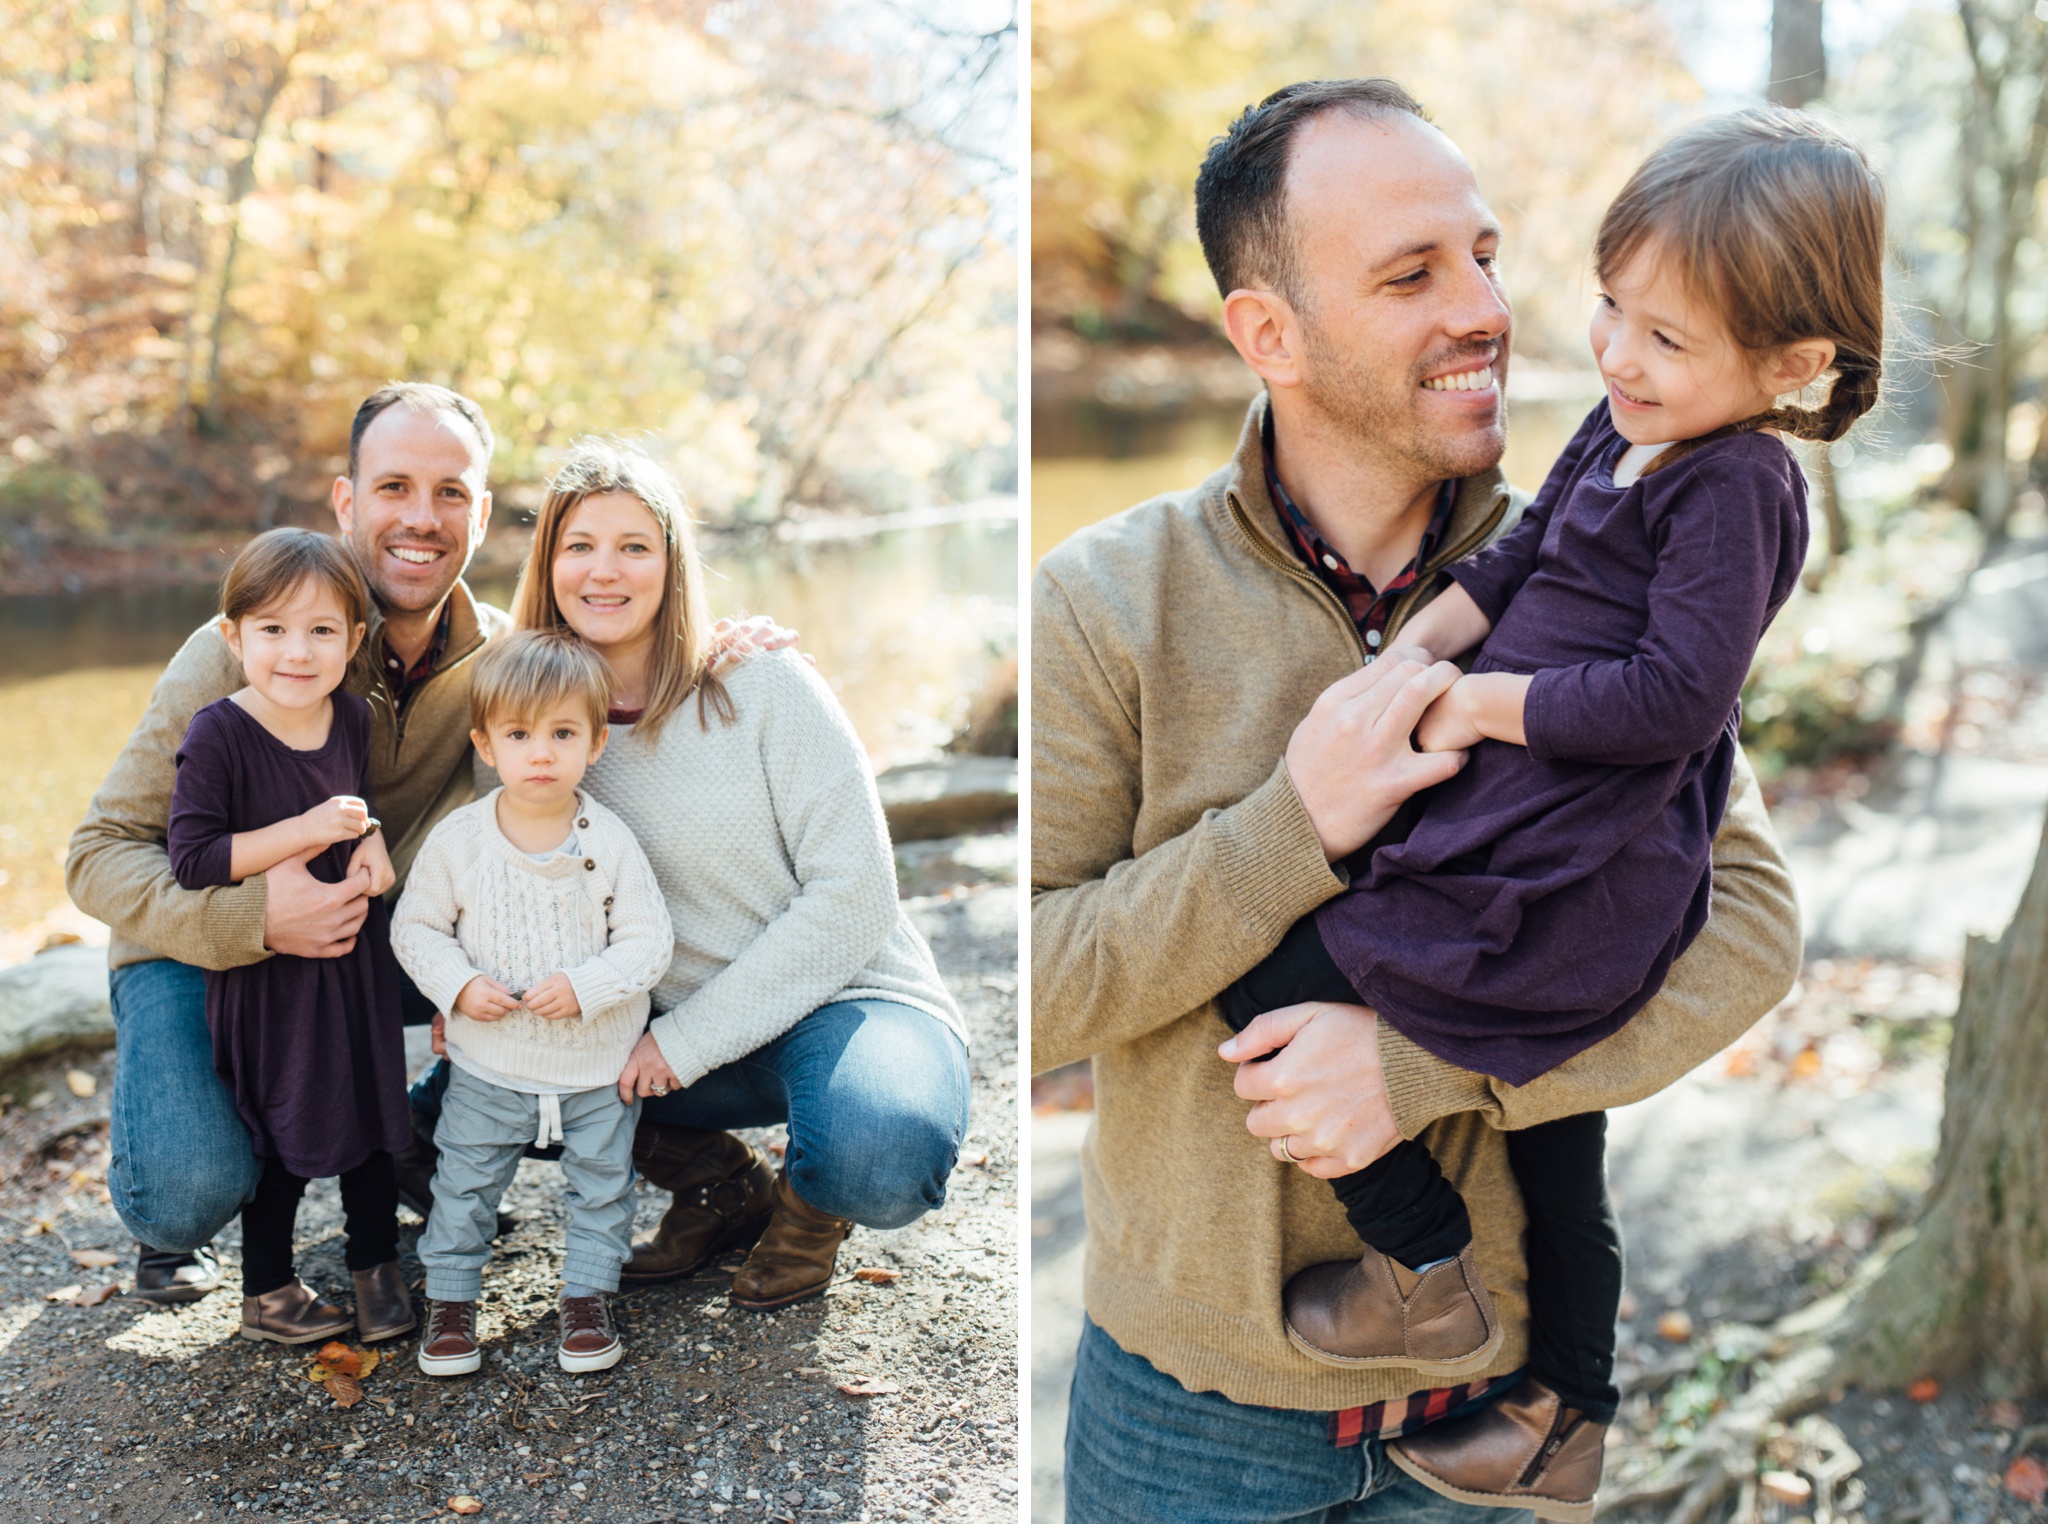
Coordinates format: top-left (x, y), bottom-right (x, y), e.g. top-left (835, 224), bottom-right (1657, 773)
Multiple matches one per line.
top-left (391, 790), bottom-right (673, 1091)
top-left (577, 649), bottom-right (965, 1088)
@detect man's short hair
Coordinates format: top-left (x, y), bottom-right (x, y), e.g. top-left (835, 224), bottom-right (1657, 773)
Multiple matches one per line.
top-left (469, 627), bottom-right (613, 736)
top-left (347, 382), bottom-right (496, 481)
top-left (1194, 79), bottom-right (1430, 310)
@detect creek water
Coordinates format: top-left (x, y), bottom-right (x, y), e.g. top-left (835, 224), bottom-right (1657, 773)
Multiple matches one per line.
top-left (0, 515), bottom-right (1017, 948)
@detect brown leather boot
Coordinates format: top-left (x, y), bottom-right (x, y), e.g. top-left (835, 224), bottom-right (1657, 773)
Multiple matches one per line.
top-left (729, 1174), bottom-right (852, 1311)
top-left (1282, 1243), bottom-right (1501, 1377)
top-left (350, 1261), bottom-right (417, 1343)
top-left (621, 1124), bottom-right (777, 1285)
top-left (1388, 1377), bottom-right (1605, 1522)
top-left (238, 1280), bottom-right (354, 1345)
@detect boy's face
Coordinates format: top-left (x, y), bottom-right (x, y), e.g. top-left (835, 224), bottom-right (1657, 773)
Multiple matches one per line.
top-left (472, 704), bottom-right (607, 811)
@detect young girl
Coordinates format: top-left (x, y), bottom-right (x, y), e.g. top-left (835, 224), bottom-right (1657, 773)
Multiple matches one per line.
top-left (1221, 109), bottom-right (1884, 1515)
top-left (168, 528), bottom-right (416, 1345)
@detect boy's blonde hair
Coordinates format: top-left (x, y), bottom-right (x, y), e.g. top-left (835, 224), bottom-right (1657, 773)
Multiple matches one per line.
top-left (469, 628), bottom-right (613, 735)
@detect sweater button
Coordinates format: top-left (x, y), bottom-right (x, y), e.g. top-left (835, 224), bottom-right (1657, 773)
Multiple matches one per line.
top-left (603, 896), bottom-right (614, 908)
top-left (577, 818), bottom-right (589, 829)
top-left (583, 858), bottom-right (596, 871)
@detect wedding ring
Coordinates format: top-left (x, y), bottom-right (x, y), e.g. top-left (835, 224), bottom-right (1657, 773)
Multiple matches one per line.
top-left (1280, 1135), bottom-right (1303, 1164)
top-left (650, 1084), bottom-right (671, 1097)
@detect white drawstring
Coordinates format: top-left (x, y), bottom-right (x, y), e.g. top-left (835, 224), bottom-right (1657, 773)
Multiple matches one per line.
top-left (535, 1093), bottom-right (565, 1150)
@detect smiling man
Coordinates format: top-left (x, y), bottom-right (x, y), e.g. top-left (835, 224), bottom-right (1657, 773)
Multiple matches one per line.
top-left (1031, 81), bottom-right (1801, 1521)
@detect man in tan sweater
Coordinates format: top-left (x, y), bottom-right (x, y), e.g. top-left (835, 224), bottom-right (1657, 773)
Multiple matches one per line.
top-left (1032, 81), bottom-right (1802, 1520)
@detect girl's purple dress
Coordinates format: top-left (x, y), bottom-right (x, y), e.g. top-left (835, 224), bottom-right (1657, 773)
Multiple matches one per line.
top-left (1314, 402), bottom-right (1809, 1084)
top-left (167, 693), bottom-right (412, 1178)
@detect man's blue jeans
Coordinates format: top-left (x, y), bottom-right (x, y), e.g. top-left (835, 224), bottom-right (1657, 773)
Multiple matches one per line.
top-left (1065, 1317), bottom-right (1534, 1524)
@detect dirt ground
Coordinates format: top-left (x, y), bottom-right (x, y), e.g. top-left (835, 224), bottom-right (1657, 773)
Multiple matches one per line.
top-left (0, 870), bottom-right (1018, 1524)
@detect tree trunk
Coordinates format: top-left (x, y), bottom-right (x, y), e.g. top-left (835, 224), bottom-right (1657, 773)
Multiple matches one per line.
top-left (1837, 810), bottom-right (2048, 1396)
top-left (1769, 0), bottom-right (1826, 108)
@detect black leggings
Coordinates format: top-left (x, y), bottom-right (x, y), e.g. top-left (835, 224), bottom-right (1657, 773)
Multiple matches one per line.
top-left (1220, 916), bottom-right (1621, 1423)
top-left (240, 1151), bottom-right (400, 1298)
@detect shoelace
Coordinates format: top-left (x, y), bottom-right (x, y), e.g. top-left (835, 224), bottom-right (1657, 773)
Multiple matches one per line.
top-left (561, 1297), bottom-right (609, 1337)
top-left (429, 1302), bottom-right (475, 1344)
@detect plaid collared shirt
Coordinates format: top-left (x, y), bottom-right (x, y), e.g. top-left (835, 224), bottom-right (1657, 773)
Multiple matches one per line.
top-left (1328, 1374), bottom-right (1504, 1447)
top-left (379, 598), bottom-right (453, 712)
top-left (1263, 412), bottom-right (1456, 656)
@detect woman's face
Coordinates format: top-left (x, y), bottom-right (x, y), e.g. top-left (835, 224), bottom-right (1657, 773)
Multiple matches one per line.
top-left (551, 491), bottom-right (668, 653)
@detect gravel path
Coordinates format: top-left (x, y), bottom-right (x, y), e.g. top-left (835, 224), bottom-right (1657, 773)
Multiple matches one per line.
top-left (0, 872), bottom-right (1018, 1524)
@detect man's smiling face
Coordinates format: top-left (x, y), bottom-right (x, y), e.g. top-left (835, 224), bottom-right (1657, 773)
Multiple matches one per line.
top-left (1285, 111), bottom-right (1512, 482)
top-left (333, 404), bottom-right (493, 617)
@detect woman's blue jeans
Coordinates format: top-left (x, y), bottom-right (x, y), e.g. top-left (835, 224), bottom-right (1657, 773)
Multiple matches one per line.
top-left (419, 997), bottom-right (972, 1230)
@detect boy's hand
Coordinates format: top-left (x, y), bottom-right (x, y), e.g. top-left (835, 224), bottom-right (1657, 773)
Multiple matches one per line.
top-left (346, 832), bottom-right (395, 897)
top-left (1415, 679), bottom-right (1486, 753)
top-left (522, 972), bottom-right (582, 1022)
top-left (300, 794), bottom-right (372, 846)
top-left (454, 975), bottom-right (521, 1022)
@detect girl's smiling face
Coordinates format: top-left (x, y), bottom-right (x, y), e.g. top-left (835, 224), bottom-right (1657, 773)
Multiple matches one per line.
top-left (220, 576), bottom-right (364, 715)
top-left (550, 491), bottom-right (668, 657)
top-left (1590, 241), bottom-right (1783, 449)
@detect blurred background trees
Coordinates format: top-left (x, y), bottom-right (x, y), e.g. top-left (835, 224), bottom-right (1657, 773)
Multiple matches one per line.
top-left (0, 0), bottom-right (1018, 587)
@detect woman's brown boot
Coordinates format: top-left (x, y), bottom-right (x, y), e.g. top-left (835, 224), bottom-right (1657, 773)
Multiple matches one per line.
top-left (1387, 1377), bottom-right (1605, 1522)
top-left (729, 1174), bottom-right (852, 1310)
top-left (621, 1124), bottom-right (777, 1284)
top-left (238, 1280), bottom-right (354, 1344)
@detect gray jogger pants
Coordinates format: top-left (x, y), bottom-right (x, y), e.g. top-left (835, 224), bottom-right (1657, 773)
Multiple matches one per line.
top-left (418, 1064), bottom-right (641, 1301)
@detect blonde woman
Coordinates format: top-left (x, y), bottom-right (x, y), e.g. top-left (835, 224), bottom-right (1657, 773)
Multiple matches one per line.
top-left (496, 439), bottom-right (969, 1308)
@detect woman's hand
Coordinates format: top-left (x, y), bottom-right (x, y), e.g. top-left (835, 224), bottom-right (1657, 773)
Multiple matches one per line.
top-left (346, 831), bottom-right (395, 896)
top-left (616, 1031), bottom-right (682, 1105)
top-left (523, 972), bottom-right (582, 1021)
top-left (454, 974), bottom-right (521, 1022)
top-left (300, 794), bottom-right (372, 847)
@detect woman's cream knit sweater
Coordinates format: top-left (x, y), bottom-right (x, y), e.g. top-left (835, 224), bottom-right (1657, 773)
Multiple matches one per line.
top-left (579, 649), bottom-right (965, 1088)
top-left (391, 790), bottom-right (673, 1090)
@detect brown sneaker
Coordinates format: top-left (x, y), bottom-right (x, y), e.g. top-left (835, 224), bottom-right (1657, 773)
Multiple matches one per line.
top-left (238, 1279), bottom-right (354, 1345)
top-left (729, 1173), bottom-right (851, 1311)
top-left (417, 1299), bottom-right (481, 1377)
top-left (350, 1261), bottom-right (417, 1343)
top-left (557, 1293), bottom-right (622, 1373)
top-left (621, 1124), bottom-right (776, 1284)
top-left (1388, 1377), bottom-right (1605, 1522)
top-left (1283, 1242), bottom-right (1501, 1377)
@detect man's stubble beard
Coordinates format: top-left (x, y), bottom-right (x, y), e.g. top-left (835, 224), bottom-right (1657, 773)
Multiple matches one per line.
top-left (342, 519), bottom-right (475, 618)
top-left (1298, 320), bottom-right (1508, 486)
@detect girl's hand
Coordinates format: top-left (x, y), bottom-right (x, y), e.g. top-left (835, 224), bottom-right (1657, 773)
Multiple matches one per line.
top-left (454, 975), bottom-right (521, 1022)
top-left (523, 973), bottom-right (582, 1022)
top-left (1415, 680), bottom-right (1486, 753)
top-left (346, 832), bottom-right (395, 897)
top-left (616, 1031), bottom-right (681, 1105)
top-left (301, 794), bottom-right (372, 846)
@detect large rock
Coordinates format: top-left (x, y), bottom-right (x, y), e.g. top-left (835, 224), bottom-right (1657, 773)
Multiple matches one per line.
top-left (0, 944), bottom-right (113, 1071)
top-left (878, 756), bottom-right (1018, 843)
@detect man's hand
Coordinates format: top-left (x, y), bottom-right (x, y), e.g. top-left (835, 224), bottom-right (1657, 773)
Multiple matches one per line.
top-left (616, 1031), bottom-right (682, 1105)
top-left (1286, 655), bottom-right (1469, 862)
top-left (431, 1010), bottom-right (447, 1056)
top-left (709, 614), bottom-right (811, 666)
top-left (262, 846), bottom-right (370, 958)
top-left (454, 975), bottom-right (522, 1022)
top-left (345, 832), bottom-right (396, 897)
top-left (522, 972), bottom-right (582, 1022)
top-left (1219, 1001), bottom-right (1401, 1176)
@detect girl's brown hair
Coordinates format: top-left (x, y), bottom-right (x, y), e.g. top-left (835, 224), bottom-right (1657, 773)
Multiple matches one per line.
top-left (512, 439), bottom-right (732, 741)
top-left (220, 528), bottom-right (372, 632)
top-left (1595, 108), bottom-right (1885, 467)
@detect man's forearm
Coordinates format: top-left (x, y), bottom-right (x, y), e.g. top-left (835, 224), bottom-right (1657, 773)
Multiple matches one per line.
top-left (1378, 746), bottom-right (1800, 1136)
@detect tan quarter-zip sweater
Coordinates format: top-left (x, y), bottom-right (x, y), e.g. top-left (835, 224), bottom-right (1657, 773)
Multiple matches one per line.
top-left (1031, 395), bottom-right (1803, 1410)
top-left (67, 579), bottom-right (512, 972)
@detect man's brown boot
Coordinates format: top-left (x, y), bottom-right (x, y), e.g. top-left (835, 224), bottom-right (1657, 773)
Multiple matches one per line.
top-left (729, 1174), bottom-right (852, 1311)
top-left (1282, 1243), bottom-right (1501, 1377)
top-left (621, 1124), bottom-right (776, 1285)
top-left (1387, 1377), bottom-right (1604, 1522)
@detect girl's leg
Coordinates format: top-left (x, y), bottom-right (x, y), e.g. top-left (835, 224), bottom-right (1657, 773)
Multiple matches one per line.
top-left (1217, 916), bottom-right (1362, 1034)
top-left (1504, 1110), bottom-right (1622, 1423)
top-left (336, 1151), bottom-right (401, 1272)
top-left (239, 1156), bottom-right (310, 1297)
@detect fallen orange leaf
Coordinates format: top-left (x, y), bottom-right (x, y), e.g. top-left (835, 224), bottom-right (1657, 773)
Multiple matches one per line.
top-left (1788, 1047), bottom-right (1823, 1080)
top-left (71, 1283), bottom-right (120, 1307)
top-left (317, 1342), bottom-right (362, 1376)
top-left (1655, 1311), bottom-right (1694, 1343)
top-left (69, 1249), bottom-right (119, 1269)
top-left (448, 1497), bottom-right (484, 1515)
top-left (1906, 1377), bottom-right (1941, 1403)
top-left (2006, 1457), bottom-right (2048, 1504)
top-left (837, 1380), bottom-right (901, 1397)
top-left (328, 1373), bottom-right (364, 1408)
top-left (853, 1268), bottom-right (898, 1284)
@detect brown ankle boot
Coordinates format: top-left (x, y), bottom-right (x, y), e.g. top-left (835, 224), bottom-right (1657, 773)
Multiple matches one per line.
top-left (350, 1261), bottom-right (417, 1343)
top-left (238, 1280), bottom-right (354, 1345)
top-left (1388, 1377), bottom-right (1605, 1522)
top-left (1283, 1243), bottom-right (1501, 1377)
top-left (621, 1124), bottom-right (777, 1285)
top-left (729, 1174), bottom-right (851, 1311)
